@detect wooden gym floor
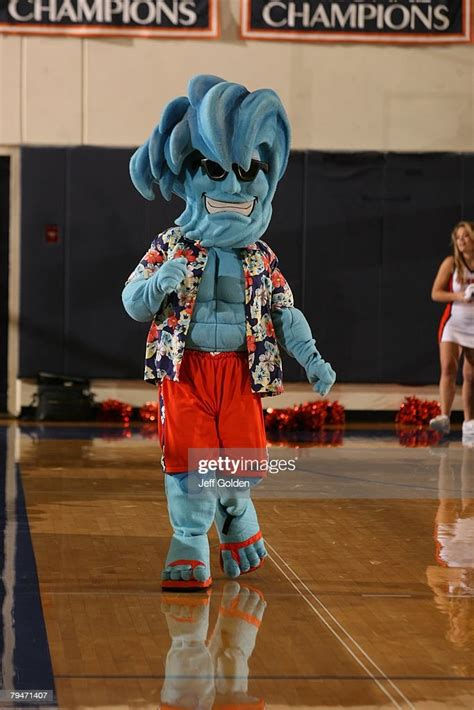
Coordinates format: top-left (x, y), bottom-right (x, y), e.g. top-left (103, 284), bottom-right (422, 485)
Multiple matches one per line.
top-left (1, 422), bottom-right (473, 709)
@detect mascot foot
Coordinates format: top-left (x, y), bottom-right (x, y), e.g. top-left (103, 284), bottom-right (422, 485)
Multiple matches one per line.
top-left (161, 534), bottom-right (212, 591)
top-left (215, 499), bottom-right (267, 579)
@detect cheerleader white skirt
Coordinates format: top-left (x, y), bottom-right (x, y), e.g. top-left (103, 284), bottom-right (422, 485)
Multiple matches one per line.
top-left (439, 302), bottom-right (474, 349)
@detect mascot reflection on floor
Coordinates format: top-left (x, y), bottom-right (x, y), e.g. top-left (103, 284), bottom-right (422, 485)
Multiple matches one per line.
top-left (160, 584), bottom-right (265, 710)
top-left (123, 75), bottom-right (335, 590)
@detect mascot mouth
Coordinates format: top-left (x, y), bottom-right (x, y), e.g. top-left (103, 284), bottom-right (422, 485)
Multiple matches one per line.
top-left (204, 195), bottom-right (256, 216)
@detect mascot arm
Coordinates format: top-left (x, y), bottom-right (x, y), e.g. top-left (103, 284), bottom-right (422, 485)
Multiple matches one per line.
top-left (272, 307), bottom-right (336, 396)
top-left (122, 277), bottom-right (166, 322)
top-left (272, 307), bottom-right (318, 368)
top-left (122, 233), bottom-right (188, 322)
top-left (122, 257), bottom-right (188, 322)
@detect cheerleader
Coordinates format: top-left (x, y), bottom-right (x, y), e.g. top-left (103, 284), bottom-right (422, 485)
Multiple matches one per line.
top-left (430, 221), bottom-right (474, 445)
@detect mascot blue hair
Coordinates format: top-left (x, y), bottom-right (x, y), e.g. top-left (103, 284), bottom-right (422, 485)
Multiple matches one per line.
top-left (130, 74), bottom-right (289, 248)
top-left (123, 75), bottom-right (335, 591)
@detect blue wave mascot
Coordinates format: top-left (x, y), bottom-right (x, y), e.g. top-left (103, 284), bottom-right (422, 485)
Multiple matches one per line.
top-left (123, 75), bottom-right (336, 591)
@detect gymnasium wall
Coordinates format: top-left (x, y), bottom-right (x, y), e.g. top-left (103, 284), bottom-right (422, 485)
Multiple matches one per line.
top-left (3, 0), bottom-right (474, 401)
top-left (0, 0), bottom-right (473, 152)
top-left (19, 146), bottom-right (473, 385)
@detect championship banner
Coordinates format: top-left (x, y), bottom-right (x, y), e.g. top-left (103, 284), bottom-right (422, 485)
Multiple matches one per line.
top-left (241, 0), bottom-right (472, 43)
top-left (0, 0), bottom-right (218, 37)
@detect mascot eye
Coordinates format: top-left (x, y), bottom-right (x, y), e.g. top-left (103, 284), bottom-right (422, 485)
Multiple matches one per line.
top-left (199, 158), bottom-right (269, 183)
top-left (235, 160), bottom-right (269, 182)
top-left (202, 159), bottom-right (227, 180)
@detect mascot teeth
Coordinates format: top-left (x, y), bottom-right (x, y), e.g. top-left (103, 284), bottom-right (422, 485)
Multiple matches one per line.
top-left (205, 196), bottom-right (255, 216)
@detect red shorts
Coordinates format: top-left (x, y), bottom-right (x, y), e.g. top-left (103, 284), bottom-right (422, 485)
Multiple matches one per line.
top-left (157, 351), bottom-right (267, 473)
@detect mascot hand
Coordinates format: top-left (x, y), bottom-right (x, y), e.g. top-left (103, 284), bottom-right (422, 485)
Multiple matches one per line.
top-left (155, 257), bottom-right (188, 294)
top-left (306, 356), bottom-right (336, 397)
top-left (464, 284), bottom-right (474, 301)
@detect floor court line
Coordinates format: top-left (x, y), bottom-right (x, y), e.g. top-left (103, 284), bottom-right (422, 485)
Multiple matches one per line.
top-left (266, 541), bottom-right (416, 710)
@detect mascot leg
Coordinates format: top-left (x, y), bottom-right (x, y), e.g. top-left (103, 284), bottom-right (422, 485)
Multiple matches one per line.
top-left (215, 490), bottom-right (267, 578)
top-left (162, 472), bottom-right (217, 591)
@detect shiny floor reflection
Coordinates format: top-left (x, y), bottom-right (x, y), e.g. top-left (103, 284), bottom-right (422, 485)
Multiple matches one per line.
top-left (1, 423), bottom-right (473, 708)
top-left (427, 447), bottom-right (474, 658)
top-left (160, 583), bottom-right (265, 709)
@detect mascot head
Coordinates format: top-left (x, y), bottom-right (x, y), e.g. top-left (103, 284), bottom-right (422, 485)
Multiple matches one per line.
top-left (130, 74), bottom-right (290, 249)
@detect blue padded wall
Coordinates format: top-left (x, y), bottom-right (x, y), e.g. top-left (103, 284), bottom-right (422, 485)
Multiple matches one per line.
top-left (19, 147), bottom-right (469, 384)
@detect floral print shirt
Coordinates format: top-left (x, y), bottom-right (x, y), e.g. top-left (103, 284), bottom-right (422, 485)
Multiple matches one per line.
top-left (126, 227), bottom-right (294, 396)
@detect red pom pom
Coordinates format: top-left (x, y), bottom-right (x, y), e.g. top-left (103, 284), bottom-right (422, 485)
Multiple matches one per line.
top-left (97, 399), bottom-right (132, 424)
top-left (138, 402), bottom-right (160, 438)
top-left (264, 400), bottom-right (345, 438)
top-left (139, 401), bottom-right (159, 423)
top-left (395, 396), bottom-right (440, 428)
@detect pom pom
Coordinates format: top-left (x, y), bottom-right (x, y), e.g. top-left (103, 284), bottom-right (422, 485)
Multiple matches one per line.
top-left (138, 402), bottom-right (160, 439)
top-left (97, 399), bottom-right (132, 424)
top-left (264, 400), bottom-right (345, 441)
top-left (139, 401), bottom-right (159, 423)
top-left (395, 396), bottom-right (441, 428)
